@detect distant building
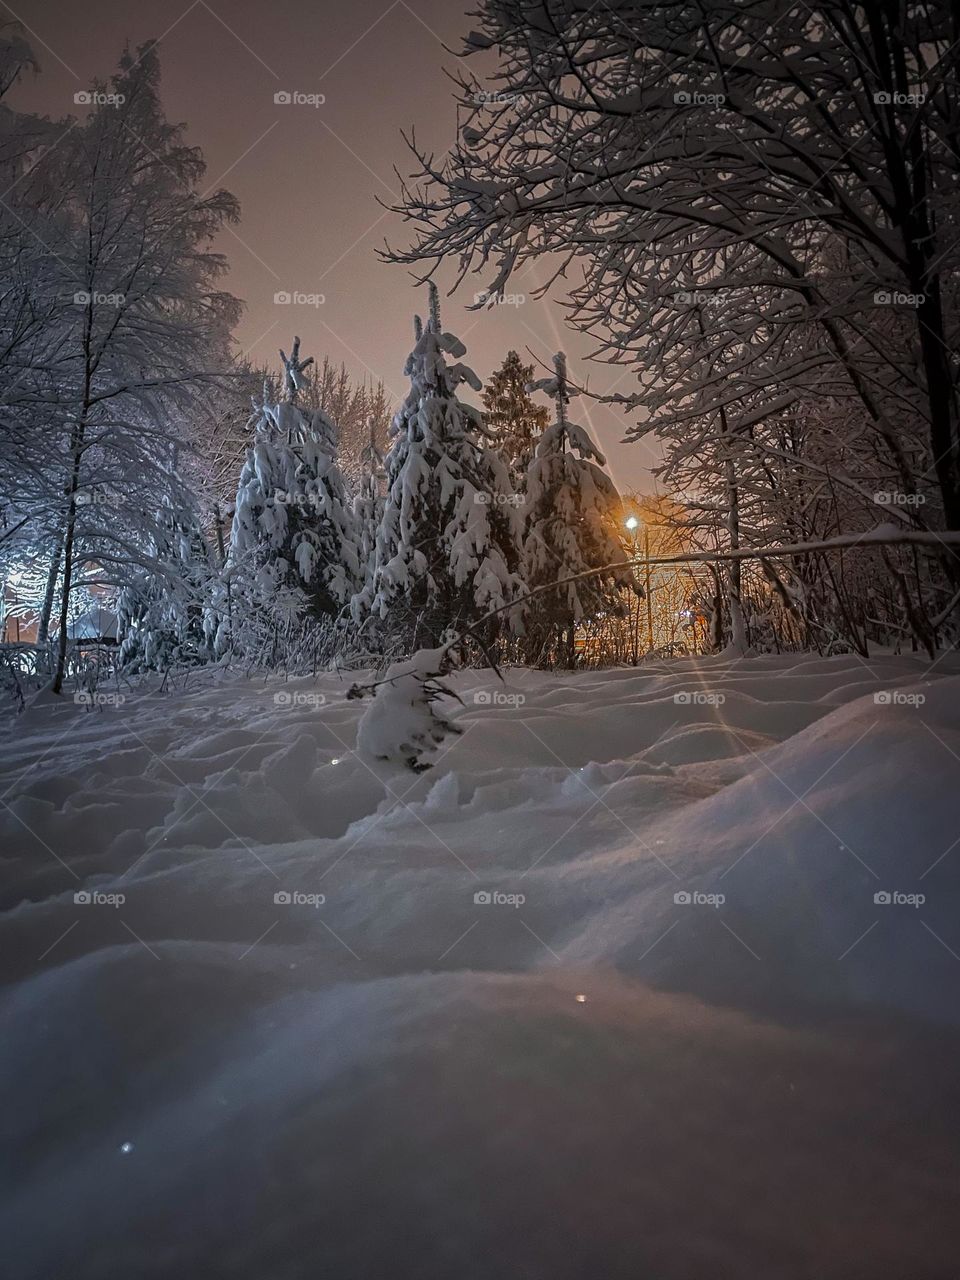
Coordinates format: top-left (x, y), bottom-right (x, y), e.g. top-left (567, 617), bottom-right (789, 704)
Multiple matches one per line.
top-left (1, 582), bottom-right (39, 644)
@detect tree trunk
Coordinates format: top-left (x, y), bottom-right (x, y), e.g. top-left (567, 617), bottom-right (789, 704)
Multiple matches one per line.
top-left (37, 528), bottom-right (64, 644)
top-left (566, 623), bottom-right (576, 670)
top-left (724, 457), bottom-right (748, 655)
top-left (915, 291), bottom-right (960, 535)
top-left (51, 432), bottom-right (84, 695)
top-left (52, 307), bottom-right (93, 695)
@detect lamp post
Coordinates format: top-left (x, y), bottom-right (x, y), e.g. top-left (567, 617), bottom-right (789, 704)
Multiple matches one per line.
top-left (644, 525), bottom-right (653, 654)
top-left (625, 514), bottom-right (655, 660)
top-left (625, 516), bottom-right (641, 665)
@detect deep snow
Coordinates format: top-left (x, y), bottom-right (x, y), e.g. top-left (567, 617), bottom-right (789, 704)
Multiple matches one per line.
top-left (3, 652), bottom-right (960, 1277)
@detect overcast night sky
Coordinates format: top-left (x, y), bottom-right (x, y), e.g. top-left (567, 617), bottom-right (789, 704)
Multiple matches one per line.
top-left (10, 0), bottom-right (658, 489)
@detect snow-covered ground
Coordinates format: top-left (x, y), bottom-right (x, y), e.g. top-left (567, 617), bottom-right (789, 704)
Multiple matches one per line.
top-left (3, 652), bottom-right (960, 1277)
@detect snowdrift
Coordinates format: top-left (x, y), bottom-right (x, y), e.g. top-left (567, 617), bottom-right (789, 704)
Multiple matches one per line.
top-left (2, 653), bottom-right (959, 1278)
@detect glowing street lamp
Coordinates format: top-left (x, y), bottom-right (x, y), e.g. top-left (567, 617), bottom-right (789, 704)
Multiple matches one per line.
top-left (624, 514), bottom-right (653, 659)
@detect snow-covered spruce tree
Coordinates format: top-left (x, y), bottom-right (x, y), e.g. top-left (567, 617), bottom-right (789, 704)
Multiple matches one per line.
top-left (521, 354), bottom-right (634, 668)
top-left (226, 338), bottom-right (362, 657)
top-left (117, 498), bottom-right (215, 672)
top-left (355, 284), bottom-right (522, 653)
top-left (351, 422), bottom-right (386, 618)
top-left (482, 349), bottom-right (549, 481)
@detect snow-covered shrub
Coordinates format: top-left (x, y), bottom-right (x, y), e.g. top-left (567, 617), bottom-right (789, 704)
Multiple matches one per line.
top-left (352, 646), bottom-right (462, 772)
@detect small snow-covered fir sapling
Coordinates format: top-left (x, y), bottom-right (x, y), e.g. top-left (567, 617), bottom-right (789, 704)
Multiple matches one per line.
top-left (349, 646), bottom-right (463, 773)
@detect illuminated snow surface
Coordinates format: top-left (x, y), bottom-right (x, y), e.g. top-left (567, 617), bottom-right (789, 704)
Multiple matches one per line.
top-left (3, 653), bottom-right (960, 1277)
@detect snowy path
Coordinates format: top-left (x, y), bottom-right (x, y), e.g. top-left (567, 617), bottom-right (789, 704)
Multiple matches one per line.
top-left (3, 653), bottom-right (960, 1277)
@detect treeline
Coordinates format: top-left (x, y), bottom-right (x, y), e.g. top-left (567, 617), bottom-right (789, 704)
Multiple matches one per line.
top-left (118, 298), bottom-right (636, 673)
top-left (2, 11), bottom-right (956, 698)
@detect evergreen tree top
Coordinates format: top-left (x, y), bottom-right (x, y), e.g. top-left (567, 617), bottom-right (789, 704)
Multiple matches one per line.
top-left (279, 336), bottom-right (314, 403)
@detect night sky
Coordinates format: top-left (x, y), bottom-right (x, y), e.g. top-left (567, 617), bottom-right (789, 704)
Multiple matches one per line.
top-left (10, 0), bottom-right (657, 488)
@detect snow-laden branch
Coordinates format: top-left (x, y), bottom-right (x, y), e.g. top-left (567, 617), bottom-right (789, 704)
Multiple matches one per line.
top-left (462, 527), bottom-right (960, 646)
